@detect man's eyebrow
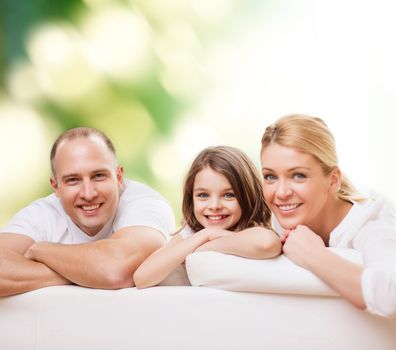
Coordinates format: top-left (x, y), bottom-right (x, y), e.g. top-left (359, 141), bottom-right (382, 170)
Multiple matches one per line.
top-left (91, 169), bottom-right (111, 174)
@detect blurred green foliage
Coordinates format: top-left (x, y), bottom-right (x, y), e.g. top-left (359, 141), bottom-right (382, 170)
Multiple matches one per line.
top-left (0, 0), bottom-right (260, 226)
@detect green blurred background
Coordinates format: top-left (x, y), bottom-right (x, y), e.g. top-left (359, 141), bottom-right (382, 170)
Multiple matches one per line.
top-left (1, 0), bottom-right (396, 227)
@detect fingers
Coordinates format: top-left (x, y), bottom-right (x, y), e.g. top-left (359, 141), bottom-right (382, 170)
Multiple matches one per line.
top-left (280, 229), bottom-right (291, 243)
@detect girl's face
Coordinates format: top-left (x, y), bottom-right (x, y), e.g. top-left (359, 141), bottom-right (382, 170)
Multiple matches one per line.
top-left (261, 143), bottom-right (338, 232)
top-left (193, 166), bottom-right (242, 230)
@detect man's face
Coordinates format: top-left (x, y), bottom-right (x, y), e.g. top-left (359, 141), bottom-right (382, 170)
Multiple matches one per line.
top-left (50, 136), bottom-right (123, 236)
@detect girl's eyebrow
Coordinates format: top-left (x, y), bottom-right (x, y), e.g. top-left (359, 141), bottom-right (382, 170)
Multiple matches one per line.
top-left (193, 187), bottom-right (207, 192)
top-left (193, 187), bottom-right (234, 192)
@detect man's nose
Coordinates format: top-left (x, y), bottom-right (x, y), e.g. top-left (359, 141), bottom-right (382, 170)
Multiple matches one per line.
top-left (80, 180), bottom-right (98, 201)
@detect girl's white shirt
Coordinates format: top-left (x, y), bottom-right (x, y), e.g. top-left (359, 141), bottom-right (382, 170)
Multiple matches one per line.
top-left (178, 225), bottom-right (194, 239)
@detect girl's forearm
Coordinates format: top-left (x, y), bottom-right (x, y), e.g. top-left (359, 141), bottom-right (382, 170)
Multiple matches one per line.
top-left (134, 232), bottom-right (209, 288)
top-left (196, 227), bottom-right (282, 259)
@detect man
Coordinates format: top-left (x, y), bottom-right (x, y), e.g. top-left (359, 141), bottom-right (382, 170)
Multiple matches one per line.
top-left (0, 127), bottom-right (175, 296)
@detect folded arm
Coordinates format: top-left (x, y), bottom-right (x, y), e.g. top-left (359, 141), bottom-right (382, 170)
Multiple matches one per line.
top-left (282, 225), bottom-right (365, 309)
top-left (134, 229), bottom-right (221, 288)
top-left (0, 233), bottom-right (71, 297)
top-left (195, 227), bottom-right (282, 259)
top-left (25, 226), bottom-right (165, 289)
top-left (360, 238), bottom-right (396, 318)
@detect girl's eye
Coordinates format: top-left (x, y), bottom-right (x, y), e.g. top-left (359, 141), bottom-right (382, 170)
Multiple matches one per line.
top-left (197, 193), bottom-right (209, 199)
top-left (263, 174), bottom-right (277, 183)
top-left (224, 192), bottom-right (236, 199)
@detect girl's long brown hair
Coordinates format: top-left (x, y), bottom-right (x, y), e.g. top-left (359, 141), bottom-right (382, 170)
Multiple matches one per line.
top-left (182, 145), bottom-right (271, 232)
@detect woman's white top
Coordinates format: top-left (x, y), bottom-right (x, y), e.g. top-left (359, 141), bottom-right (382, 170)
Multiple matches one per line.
top-left (275, 198), bottom-right (396, 318)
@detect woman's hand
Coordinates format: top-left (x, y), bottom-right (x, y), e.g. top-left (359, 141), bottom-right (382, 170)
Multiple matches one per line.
top-left (282, 225), bottom-right (326, 269)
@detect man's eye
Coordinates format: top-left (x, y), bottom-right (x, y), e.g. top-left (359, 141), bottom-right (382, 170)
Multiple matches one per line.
top-left (93, 173), bottom-right (106, 180)
top-left (65, 178), bottom-right (79, 184)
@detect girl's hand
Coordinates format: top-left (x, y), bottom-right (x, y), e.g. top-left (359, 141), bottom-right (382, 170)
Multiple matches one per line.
top-left (197, 228), bottom-right (233, 241)
top-left (282, 225), bottom-right (326, 269)
top-left (193, 228), bottom-right (233, 252)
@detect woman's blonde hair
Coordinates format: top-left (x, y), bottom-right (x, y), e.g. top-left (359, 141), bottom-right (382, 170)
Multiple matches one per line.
top-left (261, 114), bottom-right (364, 202)
top-left (182, 145), bottom-right (272, 232)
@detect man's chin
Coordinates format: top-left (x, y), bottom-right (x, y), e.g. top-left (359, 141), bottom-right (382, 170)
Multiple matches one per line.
top-left (74, 218), bottom-right (103, 237)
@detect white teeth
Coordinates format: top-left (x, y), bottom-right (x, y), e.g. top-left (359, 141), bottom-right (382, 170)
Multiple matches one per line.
top-left (207, 215), bottom-right (226, 221)
top-left (82, 204), bottom-right (100, 211)
top-left (278, 204), bottom-right (300, 211)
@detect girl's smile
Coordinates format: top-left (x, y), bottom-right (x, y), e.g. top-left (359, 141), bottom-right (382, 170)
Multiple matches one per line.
top-left (193, 166), bottom-right (242, 230)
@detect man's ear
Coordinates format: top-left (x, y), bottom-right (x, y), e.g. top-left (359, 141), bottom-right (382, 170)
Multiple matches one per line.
top-left (329, 166), bottom-right (342, 193)
top-left (116, 165), bottom-right (124, 185)
top-left (50, 177), bottom-right (60, 197)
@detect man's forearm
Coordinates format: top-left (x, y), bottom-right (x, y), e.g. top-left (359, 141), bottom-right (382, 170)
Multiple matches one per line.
top-left (26, 227), bottom-right (166, 289)
top-left (0, 247), bottom-right (71, 297)
top-left (26, 240), bottom-right (142, 289)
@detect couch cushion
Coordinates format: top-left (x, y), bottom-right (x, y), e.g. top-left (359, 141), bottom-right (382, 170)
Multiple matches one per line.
top-left (185, 248), bottom-right (362, 296)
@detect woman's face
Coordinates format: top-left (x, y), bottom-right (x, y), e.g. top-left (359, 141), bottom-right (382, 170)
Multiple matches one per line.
top-left (261, 143), bottom-right (338, 231)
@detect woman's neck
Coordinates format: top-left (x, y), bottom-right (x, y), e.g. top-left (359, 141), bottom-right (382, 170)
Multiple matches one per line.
top-left (310, 198), bottom-right (353, 246)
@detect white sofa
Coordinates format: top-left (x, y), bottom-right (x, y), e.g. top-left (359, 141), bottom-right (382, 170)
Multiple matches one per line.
top-left (1, 250), bottom-right (396, 350)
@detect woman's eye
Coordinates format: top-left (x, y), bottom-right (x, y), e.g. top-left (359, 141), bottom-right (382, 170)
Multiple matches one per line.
top-left (263, 174), bottom-right (277, 182)
top-left (224, 192), bottom-right (236, 199)
top-left (293, 173), bottom-right (306, 180)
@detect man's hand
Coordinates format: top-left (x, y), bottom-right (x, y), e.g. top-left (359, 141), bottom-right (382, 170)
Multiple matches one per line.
top-left (24, 242), bottom-right (44, 260)
top-left (20, 227), bottom-right (166, 289)
top-left (0, 234), bottom-right (72, 297)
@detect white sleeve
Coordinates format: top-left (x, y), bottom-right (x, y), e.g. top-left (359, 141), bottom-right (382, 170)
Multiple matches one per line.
top-left (114, 198), bottom-right (175, 240)
top-left (359, 236), bottom-right (396, 318)
top-left (0, 201), bottom-right (55, 242)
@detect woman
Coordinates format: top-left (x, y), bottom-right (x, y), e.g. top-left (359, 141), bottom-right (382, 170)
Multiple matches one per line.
top-left (260, 114), bottom-right (396, 318)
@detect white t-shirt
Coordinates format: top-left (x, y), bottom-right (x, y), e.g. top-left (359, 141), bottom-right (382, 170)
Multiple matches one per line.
top-left (178, 225), bottom-right (194, 239)
top-left (273, 198), bottom-right (396, 318)
top-left (0, 179), bottom-right (175, 243)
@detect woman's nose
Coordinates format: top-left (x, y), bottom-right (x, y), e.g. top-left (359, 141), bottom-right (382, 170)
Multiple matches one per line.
top-left (275, 180), bottom-right (293, 199)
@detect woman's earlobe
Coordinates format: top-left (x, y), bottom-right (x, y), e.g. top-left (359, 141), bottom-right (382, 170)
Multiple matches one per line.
top-left (330, 167), bottom-right (342, 193)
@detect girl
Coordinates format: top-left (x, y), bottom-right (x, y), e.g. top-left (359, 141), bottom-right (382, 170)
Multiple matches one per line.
top-left (260, 114), bottom-right (396, 318)
top-left (134, 145), bottom-right (281, 288)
